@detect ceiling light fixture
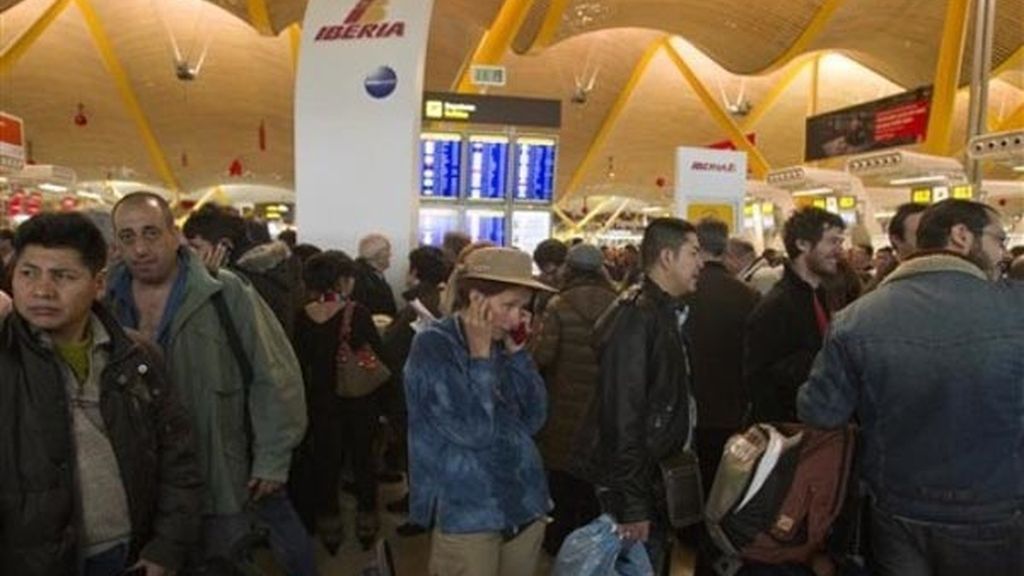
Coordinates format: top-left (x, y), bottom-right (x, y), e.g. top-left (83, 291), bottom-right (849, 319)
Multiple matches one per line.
top-left (38, 183), bottom-right (68, 193)
top-left (889, 175), bottom-right (950, 186)
top-left (792, 187), bottom-right (833, 197)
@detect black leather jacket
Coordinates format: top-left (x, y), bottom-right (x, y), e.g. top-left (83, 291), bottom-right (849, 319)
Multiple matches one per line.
top-left (574, 277), bottom-right (694, 523)
top-left (0, 305), bottom-right (202, 575)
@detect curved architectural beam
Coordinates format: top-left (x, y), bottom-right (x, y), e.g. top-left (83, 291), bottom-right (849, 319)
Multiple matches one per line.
top-left (995, 103), bottom-right (1024, 132)
top-left (75, 0), bottom-right (179, 194)
top-left (994, 46), bottom-right (1022, 77)
top-left (529, 0), bottom-right (571, 53)
top-left (924, 0), bottom-right (971, 156)
top-left (558, 38), bottom-right (663, 205)
top-left (0, 0), bottom-right (70, 76)
top-left (288, 23), bottom-right (301, 71)
top-left (454, 0), bottom-right (535, 94)
top-left (738, 55), bottom-right (815, 133)
top-left (759, 0), bottom-right (847, 74)
top-left (663, 39), bottom-right (771, 179)
top-left (246, 0), bottom-right (274, 36)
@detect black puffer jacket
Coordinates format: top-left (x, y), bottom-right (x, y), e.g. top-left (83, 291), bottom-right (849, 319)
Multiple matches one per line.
top-left (234, 240), bottom-right (304, 339)
top-left (0, 305), bottom-right (202, 575)
top-left (574, 278), bottom-right (694, 523)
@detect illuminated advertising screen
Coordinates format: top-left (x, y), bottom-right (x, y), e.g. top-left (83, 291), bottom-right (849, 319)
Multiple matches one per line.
top-left (514, 136), bottom-right (557, 203)
top-left (467, 135), bottom-right (509, 201)
top-left (466, 209), bottom-right (507, 246)
top-left (421, 133), bottom-right (462, 199)
top-left (418, 207), bottom-right (461, 247)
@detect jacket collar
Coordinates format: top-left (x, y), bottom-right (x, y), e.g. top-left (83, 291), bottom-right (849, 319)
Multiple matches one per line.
top-left (641, 276), bottom-right (688, 314)
top-left (881, 251), bottom-right (988, 286)
top-left (9, 302), bottom-right (139, 365)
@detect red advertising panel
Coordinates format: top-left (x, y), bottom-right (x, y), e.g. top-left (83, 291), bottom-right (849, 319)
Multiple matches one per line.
top-left (805, 86), bottom-right (932, 161)
top-left (0, 112), bottom-right (26, 172)
top-left (707, 133), bottom-right (757, 151)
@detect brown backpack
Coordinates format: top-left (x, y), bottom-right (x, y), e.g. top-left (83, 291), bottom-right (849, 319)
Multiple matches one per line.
top-left (705, 423), bottom-right (857, 565)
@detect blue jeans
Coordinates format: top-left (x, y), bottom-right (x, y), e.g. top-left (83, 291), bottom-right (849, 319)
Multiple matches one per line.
top-left (204, 491), bottom-right (318, 576)
top-left (870, 503), bottom-right (1024, 576)
top-left (82, 542), bottom-right (129, 576)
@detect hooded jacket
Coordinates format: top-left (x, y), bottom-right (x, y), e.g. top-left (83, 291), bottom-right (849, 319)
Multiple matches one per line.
top-left (0, 305), bottom-right (202, 575)
top-left (233, 240), bottom-right (304, 339)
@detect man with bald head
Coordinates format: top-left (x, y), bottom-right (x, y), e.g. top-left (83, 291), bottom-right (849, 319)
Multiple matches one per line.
top-left (353, 232), bottom-right (398, 316)
top-left (106, 192), bottom-right (314, 574)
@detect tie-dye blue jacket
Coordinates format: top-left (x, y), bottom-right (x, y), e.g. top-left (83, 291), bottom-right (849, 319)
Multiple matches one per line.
top-left (405, 316), bottom-right (552, 534)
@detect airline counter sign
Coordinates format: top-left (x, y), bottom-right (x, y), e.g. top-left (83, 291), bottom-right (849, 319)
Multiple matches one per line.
top-left (315, 0), bottom-right (406, 42)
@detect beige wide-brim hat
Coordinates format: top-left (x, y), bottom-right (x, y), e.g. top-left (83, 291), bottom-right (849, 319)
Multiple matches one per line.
top-left (461, 247), bottom-right (557, 293)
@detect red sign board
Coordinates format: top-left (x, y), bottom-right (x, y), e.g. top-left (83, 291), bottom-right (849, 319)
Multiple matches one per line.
top-left (707, 133), bottom-right (757, 151)
top-left (0, 112), bottom-right (26, 172)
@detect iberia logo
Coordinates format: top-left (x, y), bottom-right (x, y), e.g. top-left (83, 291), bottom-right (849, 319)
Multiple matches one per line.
top-left (315, 0), bottom-right (405, 42)
top-left (690, 161), bottom-right (737, 173)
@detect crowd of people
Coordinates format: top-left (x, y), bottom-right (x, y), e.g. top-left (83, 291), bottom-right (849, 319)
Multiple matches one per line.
top-left (0, 194), bottom-right (1022, 576)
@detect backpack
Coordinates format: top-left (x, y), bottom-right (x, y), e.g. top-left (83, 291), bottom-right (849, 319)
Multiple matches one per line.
top-left (705, 423), bottom-right (857, 567)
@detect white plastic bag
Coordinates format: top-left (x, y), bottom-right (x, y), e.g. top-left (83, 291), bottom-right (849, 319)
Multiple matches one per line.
top-left (553, 514), bottom-right (654, 576)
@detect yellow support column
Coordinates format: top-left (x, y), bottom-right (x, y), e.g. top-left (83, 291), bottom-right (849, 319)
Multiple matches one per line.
top-left (529, 0), bottom-right (572, 53)
top-left (558, 39), bottom-right (663, 205)
top-left (288, 24), bottom-right (301, 72)
top-left (995, 104), bottom-right (1024, 132)
top-left (663, 39), bottom-right (771, 179)
top-left (923, 0), bottom-right (972, 155)
top-left (453, 0), bottom-right (536, 94)
top-left (0, 0), bottom-right (71, 76)
top-left (739, 56), bottom-right (814, 133)
top-left (246, 0), bottom-right (275, 36)
top-left (994, 46), bottom-right (1023, 77)
top-left (808, 54), bottom-right (820, 117)
top-left (74, 0), bottom-right (179, 195)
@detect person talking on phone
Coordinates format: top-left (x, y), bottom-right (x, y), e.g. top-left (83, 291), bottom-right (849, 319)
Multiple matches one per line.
top-left (404, 247), bottom-right (556, 576)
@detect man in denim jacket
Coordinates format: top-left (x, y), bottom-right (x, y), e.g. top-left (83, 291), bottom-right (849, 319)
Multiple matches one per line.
top-left (798, 199), bottom-right (1023, 576)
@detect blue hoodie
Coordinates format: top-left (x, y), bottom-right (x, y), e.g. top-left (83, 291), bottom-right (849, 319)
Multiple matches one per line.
top-left (405, 316), bottom-right (551, 534)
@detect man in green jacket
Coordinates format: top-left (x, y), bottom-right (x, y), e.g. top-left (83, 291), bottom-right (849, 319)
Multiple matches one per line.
top-left (106, 192), bottom-right (314, 575)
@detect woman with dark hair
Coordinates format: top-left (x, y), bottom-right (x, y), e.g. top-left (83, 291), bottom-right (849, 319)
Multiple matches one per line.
top-left (405, 247), bottom-right (556, 576)
top-left (530, 244), bottom-right (618, 554)
top-left (293, 250), bottom-right (385, 552)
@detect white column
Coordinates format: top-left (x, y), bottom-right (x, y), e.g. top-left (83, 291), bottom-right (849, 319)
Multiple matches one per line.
top-left (295, 0), bottom-right (434, 287)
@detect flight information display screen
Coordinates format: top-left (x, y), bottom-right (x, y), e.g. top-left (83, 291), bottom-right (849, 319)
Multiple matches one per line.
top-left (467, 135), bottom-right (509, 201)
top-left (421, 133), bottom-right (462, 199)
top-left (466, 209), bottom-right (507, 246)
top-left (513, 136), bottom-right (557, 203)
top-left (418, 208), bottom-right (461, 247)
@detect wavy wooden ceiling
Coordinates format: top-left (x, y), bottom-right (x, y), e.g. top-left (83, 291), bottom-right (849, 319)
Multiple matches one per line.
top-left (0, 0), bottom-right (1021, 199)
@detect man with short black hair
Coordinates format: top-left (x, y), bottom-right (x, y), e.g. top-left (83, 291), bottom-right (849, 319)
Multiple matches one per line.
top-left (798, 199), bottom-right (1022, 576)
top-left (866, 202), bottom-right (928, 291)
top-left (1, 227), bottom-right (17, 293)
top-left (532, 238), bottom-right (568, 315)
top-left (106, 192), bottom-right (313, 574)
top-left (578, 217), bottom-right (703, 575)
top-left (1, 213), bottom-right (201, 576)
top-left (745, 207), bottom-right (846, 422)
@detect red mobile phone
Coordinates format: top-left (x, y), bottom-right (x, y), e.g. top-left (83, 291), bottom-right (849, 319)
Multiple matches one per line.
top-left (510, 321), bottom-right (529, 345)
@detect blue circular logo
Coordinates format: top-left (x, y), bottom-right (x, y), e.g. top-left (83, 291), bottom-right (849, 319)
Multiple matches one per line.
top-left (365, 66), bottom-right (398, 99)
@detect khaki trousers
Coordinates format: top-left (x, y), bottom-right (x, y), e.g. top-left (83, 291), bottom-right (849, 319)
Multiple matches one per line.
top-left (429, 520), bottom-right (545, 576)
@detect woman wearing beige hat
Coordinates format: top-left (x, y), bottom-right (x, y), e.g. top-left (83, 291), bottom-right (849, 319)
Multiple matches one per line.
top-left (404, 247), bottom-right (557, 576)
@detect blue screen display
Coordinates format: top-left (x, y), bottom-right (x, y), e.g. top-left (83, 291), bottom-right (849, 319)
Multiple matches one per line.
top-left (467, 136), bottom-right (509, 201)
top-left (514, 137), bottom-right (557, 203)
top-left (418, 208), bottom-right (461, 247)
top-left (421, 134), bottom-right (462, 199)
top-left (466, 211), bottom-right (507, 246)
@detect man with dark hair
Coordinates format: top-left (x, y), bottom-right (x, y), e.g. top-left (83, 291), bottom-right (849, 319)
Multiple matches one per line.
top-left (745, 207), bottom-right (846, 422)
top-left (278, 229), bottom-right (297, 249)
top-left (577, 217), bottom-right (703, 574)
top-left (532, 238), bottom-right (568, 316)
top-left (1, 213), bottom-right (201, 576)
top-left (798, 199), bottom-right (1022, 576)
top-left (725, 237), bottom-right (780, 295)
top-left (106, 193), bottom-right (313, 574)
top-left (866, 202), bottom-right (928, 291)
top-left (183, 205), bottom-right (304, 339)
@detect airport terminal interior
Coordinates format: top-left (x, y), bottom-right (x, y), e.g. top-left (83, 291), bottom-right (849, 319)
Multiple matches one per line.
top-left (0, 0), bottom-right (1022, 575)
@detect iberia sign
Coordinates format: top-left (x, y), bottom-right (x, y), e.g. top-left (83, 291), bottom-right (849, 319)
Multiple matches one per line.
top-left (315, 0), bottom-right (405, 41)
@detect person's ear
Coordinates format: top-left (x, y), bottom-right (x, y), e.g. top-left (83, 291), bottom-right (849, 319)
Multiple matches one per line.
top-left (93, 269), bottom-right (107, 301)
top-left (947, 223), bottom-right (973, 254)
top-left (795, 238), bottom-right (813, 256)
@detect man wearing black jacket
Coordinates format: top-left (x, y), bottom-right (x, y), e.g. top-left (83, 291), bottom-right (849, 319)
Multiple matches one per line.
top-left (579, 218), bottom-right (703, 575)
top-left (353, 233), bottom-right (398, 317)
top-left (0, 213), bottom-right (201, 576)
top-left (745, 207), bottom-right (846, 422)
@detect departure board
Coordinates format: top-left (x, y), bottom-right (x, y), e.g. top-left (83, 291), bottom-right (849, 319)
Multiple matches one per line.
top-left (466, 209), bottom-right (507, 246)
top-left (467, 135), bottom-right (509, 201)
top-left (420, 133), bottom-right (462, 199)
top-left (513, 136), bottom-right (557, 203)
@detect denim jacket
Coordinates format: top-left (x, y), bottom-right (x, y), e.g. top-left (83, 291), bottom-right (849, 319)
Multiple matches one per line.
top-left (798, 254), bottom-right (1024, 523)
top-left (404, 316), bottom-right (551, 534)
